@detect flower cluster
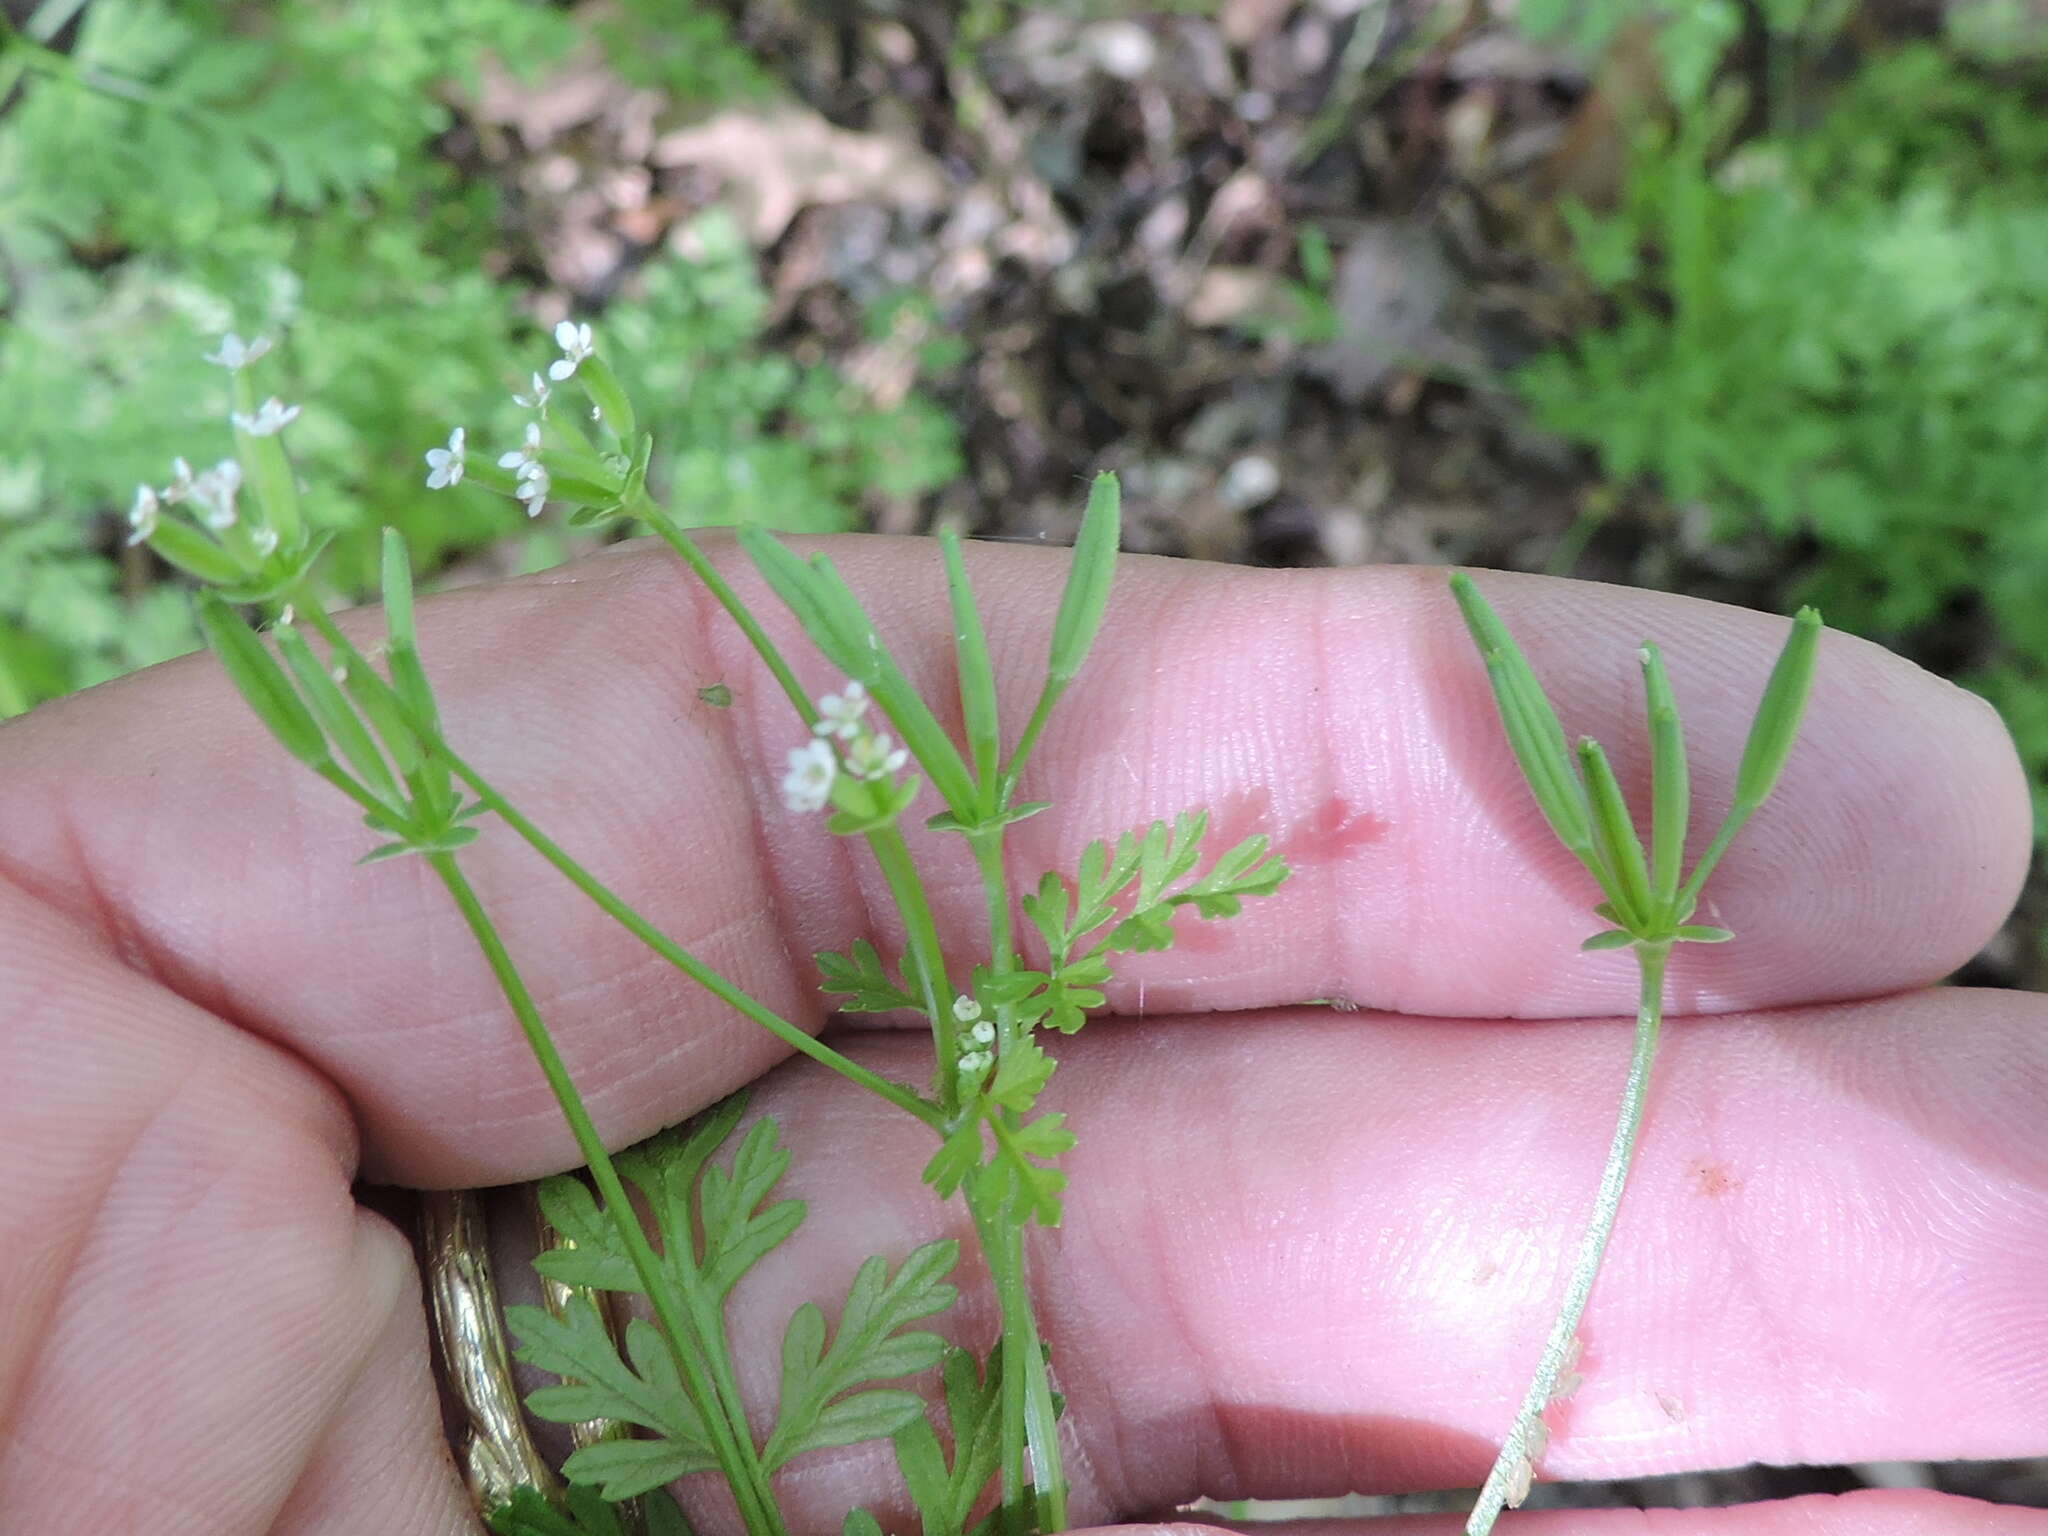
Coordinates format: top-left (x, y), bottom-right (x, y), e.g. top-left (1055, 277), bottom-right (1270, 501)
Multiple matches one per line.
top-left (422, 317), bottom-right (614, 518)
top-left (779, 681), bottom-right (910, 814)
top-left (424, 427), bottom-right (466, 490)
top-left (499, 421), bottom-right (548, 516)
top-left (952, 996), bottom-right (997, 1081)
top-left (125, 332), bottom-right (307, 586)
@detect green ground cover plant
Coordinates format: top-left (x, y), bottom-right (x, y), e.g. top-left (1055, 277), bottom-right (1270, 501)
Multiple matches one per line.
top-left (0, 0), bottom-right (958, 715)
top-left (1510, 9), bottom-right (2048, 829)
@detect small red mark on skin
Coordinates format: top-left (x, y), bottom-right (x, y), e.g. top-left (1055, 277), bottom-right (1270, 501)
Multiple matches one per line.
top-left (1205, 786), bottom-right (1388, 869)
top-left (1692, 1162), bottom-right (1741, 1198)
top-left (1276, 794), bottom-right (1387, 865)
top-left (1472, 1259), bottom-right (1501, 1286)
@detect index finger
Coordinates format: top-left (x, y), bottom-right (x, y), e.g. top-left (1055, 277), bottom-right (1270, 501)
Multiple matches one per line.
top-left (0, 541), bottom-right (2026, 1183)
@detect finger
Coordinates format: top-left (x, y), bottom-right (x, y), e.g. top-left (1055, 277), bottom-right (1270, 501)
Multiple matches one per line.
top-left (665, 987), bottom-right (2048, 1528)
top-left (263, 1279), bottom-right (478, 1536)
top-left (0, 882), bottom-right (463, 1535)
top-left (0, 546), bottom-right (2026, 1183)
top-left (1112, 1492), bottom-right (2048, 1532)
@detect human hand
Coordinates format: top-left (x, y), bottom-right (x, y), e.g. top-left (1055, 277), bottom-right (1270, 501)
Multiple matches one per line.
top-left (0, 540), bottom-right (2037, 1535)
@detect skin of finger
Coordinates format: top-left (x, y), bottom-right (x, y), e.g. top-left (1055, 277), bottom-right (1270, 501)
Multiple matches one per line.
top-left (0, 883), bottom-right (453, 1536)
top-left (0, 543), bottom-right (2026, 1186)
top-left (263, 1270), bottom-right (480, 1536)
top-left (1099, 1489), bottom-right (2048, 1532)
top-left (655, 989), bottom-right (2048, 1532)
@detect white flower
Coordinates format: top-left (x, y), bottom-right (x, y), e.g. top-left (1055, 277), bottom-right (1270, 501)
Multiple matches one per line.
top-left (956, 1049), bottom-right (994, 1079)
top-left (781, 738), bottom-right (837, 813)
top-left (515, 464), bottom-right (550, 517)
top-left (952, 994), bottom-right (983, 1024)
top-left (967, 1017), bottom-right (995, 1046)
top-left (231, 396), bottom-right (301, 436)
top-left (844, 730), bottom-right (908, 782)
top-left (548, 319), bottom-right (595, 380)
top-left (205, 333), bottom-right (273, 371)
top-left (250, 525), bottom-right (280, 559)
top-left (163, 457), bottom-right (196, 503)
top-left (190, 460), bottom-right (243, 531)
top-left (125, 485), bottom-right (159, 546)
top-left (497, 420), bottom-right (542, 472)
top-left (424, 427), bottom-right (466, 489)
top-left (812, 681), bottom-right (870, 739)
top-left (513, 372), bottom-right (552, 410)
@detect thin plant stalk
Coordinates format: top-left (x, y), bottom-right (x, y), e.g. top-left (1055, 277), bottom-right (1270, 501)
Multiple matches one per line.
top-left (428, 853), bottom-right (791, 1536)
top-left (1465, 941), bottom-right (1669, 1536)
top-left (426, 733), bottom-right (942, 1129)
top-left (966, 827), bottom-right (1069, 1534)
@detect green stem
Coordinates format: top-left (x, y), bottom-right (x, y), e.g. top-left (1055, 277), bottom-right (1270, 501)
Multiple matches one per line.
top-left (427, 854), bottom-right (789, 1536)
top-left (1465, 942), bottom-right (1669, 1536)
top-left (995, 684), bottom-right (1062, 809)
top-left (966, 827), bottom-right (1070, 1531)
top-left (291, 595), bottom-right (930, 1124)
top-left (432, 741), bottom-right (940, 1130)
top-left (866, 824), bottom-right (957, 1104)
top-left (967, 828), bottom-right (1015, 977)
top-left (1672, 807), bottom-right (1753, 918)
top-left (966, 1175), bottom-right (1067, 1536)
top-left (629, 495), bottom-right (816, 728)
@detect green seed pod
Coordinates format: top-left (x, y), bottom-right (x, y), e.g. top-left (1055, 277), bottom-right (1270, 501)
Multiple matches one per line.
top-left (1046, 473), bottom-right (1121, 687)
top-left (1732, 607), bottom-right (1823, 814)
top-left (147, 519), bottom-right (247, 587)
top-left (196, 595), bottom-right (330, 772)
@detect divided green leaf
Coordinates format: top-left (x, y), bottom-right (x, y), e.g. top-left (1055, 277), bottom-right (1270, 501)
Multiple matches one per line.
top-left (891, 1345), bottom-right (1006, 1536)
top-left (761, 1241), bottom-right (959, 1470)
top-left (487, 1483), bottom-right (692, 1536)
top-left (505, 1301), bottom-right (718, 1498)
top-left (817, 939), bottom-right (919, 1013)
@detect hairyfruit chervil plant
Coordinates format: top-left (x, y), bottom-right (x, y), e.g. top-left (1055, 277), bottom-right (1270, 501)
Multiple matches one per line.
top-left (1448, 573), bottom-right (1821, 1535)
top-left (147, 321), bottom-right (1289, 1536)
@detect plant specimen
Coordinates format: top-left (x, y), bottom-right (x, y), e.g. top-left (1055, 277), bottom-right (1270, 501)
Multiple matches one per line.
top-left (1448, 573), bottom-right (1821, 1534)
top-left (159, 321), bottom-right (1287, 1536)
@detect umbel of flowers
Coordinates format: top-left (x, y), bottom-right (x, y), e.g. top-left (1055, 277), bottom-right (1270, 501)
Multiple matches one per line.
top-left (123, 334), bottom-right (320, 603)
top-left (420, 319), bottom-right (639, 523)
top-left (780, 681), bottom-right (913, 821)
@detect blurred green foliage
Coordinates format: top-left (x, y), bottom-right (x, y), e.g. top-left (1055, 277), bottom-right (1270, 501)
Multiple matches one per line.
top-left (0, 0), bottom-right (957, 711)
top-left (1513, 15), bottom-right (2048, 833)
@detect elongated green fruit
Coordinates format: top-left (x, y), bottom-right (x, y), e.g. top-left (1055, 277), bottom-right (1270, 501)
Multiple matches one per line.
top-left (1452, 573), bottom-right (1596, 857)
top-left (941, 529), bottom-right (1002, 792)
top-left (149, 520), bottom-right (246, 587)
top-left (1639, 643), bottom-right (1689, 911)
top-left (1677, 606), bottom-right (1824, 908)
top-left (274, 625), bottom-right (399, 804)
top-left (1046, 473), bottom-right (1120, 686)
top-left (197, 596), bottom-right (330, 771)
top-left (1577, 738), bottom-right (1652, 931)
top-left (1732, 606), bottom-right (1823, 814)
